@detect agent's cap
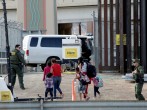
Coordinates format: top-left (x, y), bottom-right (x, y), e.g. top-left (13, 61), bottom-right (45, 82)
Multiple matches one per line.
top-left (133, 59), bottom-right (140, 64)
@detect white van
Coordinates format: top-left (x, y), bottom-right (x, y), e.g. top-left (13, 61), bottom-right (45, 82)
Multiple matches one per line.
top-left (22, 35), bottom-right (93, 70)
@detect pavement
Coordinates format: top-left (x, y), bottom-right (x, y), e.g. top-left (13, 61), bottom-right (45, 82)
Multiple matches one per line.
top-left (2, 72), bottom-right (147, 101)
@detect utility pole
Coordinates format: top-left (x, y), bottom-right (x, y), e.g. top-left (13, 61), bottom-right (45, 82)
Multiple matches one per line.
top-left (2, 0), bottom-right (13, 93)
top-left (54, 0), bottom-right (58, 34)
top-left (92, 11), bottom-right (99, 72)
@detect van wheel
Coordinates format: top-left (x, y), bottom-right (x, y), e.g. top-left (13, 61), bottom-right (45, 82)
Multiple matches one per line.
top-left (41, 64), bottom-right (45, 71)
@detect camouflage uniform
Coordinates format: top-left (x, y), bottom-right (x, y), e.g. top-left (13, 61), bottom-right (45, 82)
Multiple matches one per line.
top-left (133, 66), bottom-right (145, 100)
top-left (10, 48), bottom-right (26, 89)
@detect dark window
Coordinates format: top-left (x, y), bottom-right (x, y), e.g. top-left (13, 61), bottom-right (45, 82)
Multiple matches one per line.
top-left (41, 37), bottom-right (64, 47)
top-left (30, 37), bottom-right (38, 47)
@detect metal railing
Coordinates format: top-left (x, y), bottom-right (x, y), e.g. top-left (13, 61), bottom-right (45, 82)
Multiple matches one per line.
top-left (0, 101), bottom-right (147, 110)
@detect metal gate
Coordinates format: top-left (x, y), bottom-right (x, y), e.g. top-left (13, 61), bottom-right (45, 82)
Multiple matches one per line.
top-left (95, 0), bottom-right (141, 73)
top-left (0, 17), bottom-right (23, 74)
top-left (93, 0), bottom-right (119, 72)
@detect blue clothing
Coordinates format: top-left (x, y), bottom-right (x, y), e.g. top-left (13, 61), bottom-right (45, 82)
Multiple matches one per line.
top-left (78, 81), bottom-right (86, 93)
top-left (53, 76), bottom-right (62, 97)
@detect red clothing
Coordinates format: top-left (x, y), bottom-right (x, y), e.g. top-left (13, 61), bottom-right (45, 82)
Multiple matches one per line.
top-left (51, 63), bottom-right (62, 77)
top-left (43, 66), bottom-right (51, 81)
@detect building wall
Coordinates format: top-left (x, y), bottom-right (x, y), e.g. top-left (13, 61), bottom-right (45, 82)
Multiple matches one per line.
top-left (57, 0), bottom-right (97, 7)
top-left (0, 0), bottom-right (97, 35)
top-left (58, 6), bottom-right (97, 23)
top-left (46, 0), bottom-right (58, 34)
top-left (17, 0), bottom-right (57, 34)
top-left (0, 0), bottom-right (17, 20)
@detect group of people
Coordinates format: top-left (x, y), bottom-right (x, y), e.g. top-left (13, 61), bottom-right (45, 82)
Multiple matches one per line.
top-left (74, 57), bottom-right (101, 101)
top-left (43, 58), bottom-right (64, 101)
top-left (43, 57), bottom-right (146, 101)
top-left (10, 44), bottom-right (145, 101)
top-left (10, 44), bottom-right (64, 101)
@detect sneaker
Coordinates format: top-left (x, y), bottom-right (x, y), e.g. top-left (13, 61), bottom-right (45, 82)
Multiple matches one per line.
top-left (93, 97), bottom-right (96, 100)
top-left (60, 93), bottom-right (64, 98)
top-left (85, 97), bottom-right (90, 101)
top-left (20, 87), bottom-right (25, 90)
top-left (51, 97), bottom-right (53, 101)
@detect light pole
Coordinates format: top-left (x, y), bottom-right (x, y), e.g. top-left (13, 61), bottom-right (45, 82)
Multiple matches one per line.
top-left (2, 0), bottom-right (13, 94)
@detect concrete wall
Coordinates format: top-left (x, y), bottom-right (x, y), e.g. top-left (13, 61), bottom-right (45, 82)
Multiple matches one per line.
top-left (46, 0), bottom-right (57, 34)
top-left (58, 6), bottom-right (97, 23)
top-left (0, 0), bottom-right (17, 20)
top-left (57, 0), bottom-right (97, 7)
top-left (17, 0), bottom-right (57, 34)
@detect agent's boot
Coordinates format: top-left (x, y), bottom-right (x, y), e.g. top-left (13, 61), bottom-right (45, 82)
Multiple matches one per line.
top-left (20, 86), bottom-right (25, 90)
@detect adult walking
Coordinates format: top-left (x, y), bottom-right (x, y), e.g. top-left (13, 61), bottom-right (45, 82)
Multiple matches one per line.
top-left (10, 44), bottom-right (26, 90)
top-left (50, 58), bottom-right (64, 98)
top-left (77, 57), bottom-right (90, 101)
top-left (132, 59), bottom-right (145, 100)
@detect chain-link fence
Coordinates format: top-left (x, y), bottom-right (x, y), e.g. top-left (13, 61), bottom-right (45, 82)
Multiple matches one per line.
top-left (0, 17), bottom-right (23, 74)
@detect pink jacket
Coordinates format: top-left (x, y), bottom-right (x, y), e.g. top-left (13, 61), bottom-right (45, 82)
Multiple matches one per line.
top-left (43, 66), bottom-right (51, 81)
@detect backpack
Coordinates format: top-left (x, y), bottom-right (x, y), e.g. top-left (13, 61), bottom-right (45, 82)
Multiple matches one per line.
top-left (96, 76), bottom-right (103, 87)
top-left (86, 63), bottom-right (97, 78)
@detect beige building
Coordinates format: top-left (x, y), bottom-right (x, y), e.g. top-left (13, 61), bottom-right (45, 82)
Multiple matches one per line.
top-left (57, 0), bottom-right (97, 35)
top-left (0, 0), bottom-right (98, 35)
top-left (0, 0), bottom-right (17, 20)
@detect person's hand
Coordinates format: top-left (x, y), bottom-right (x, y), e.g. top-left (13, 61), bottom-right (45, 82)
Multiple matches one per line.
top-left (134, 70), bottom-right (137, 73)
top-left (132, 70), bottom-right (137, 74)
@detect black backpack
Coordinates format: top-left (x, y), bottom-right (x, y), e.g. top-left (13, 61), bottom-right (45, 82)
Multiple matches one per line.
top-left (86, 63), bottom-right (97, 78)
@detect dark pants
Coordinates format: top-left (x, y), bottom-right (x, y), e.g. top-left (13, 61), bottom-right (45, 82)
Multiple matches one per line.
top-left (135, 83), bottom-right (145, 100)
top-left (11, 64), bottom-right (24, 88)
top-left (94, 86), bottom-right (100, 97)
top-left (45, 88), bottom-right (53, 98)
top-left (53, 76), bottom-right (62, 97)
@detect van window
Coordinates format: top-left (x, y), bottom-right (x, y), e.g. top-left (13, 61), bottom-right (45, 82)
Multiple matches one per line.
top-left (30, 37), bottom-right (38, 47)
top-left (41, 37), bottom-right (63, 47)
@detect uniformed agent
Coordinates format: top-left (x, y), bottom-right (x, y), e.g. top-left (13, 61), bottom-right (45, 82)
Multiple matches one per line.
top-left (10, 44), bottom-right (26, 90)
top-left (132, 59), bottom-right (145, 100)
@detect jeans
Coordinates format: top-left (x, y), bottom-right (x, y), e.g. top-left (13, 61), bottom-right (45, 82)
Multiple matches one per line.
top-left (53, 76), bottom-right (62, 97)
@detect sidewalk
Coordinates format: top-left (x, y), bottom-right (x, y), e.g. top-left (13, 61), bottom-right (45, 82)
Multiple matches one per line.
top-left (3, 72), bottom-right (147, 101)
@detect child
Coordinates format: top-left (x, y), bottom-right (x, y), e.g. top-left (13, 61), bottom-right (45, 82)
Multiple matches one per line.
top-left (92, 76), bottom-right (100, 100)
top-left (75, 67), bottom-right (87, 101)
top-left (44, 73), bottom-right (53, 101)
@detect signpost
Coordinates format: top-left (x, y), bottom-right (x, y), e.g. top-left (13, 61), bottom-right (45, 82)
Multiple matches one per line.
top-left (2, 0), bottom-right (13, 94)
